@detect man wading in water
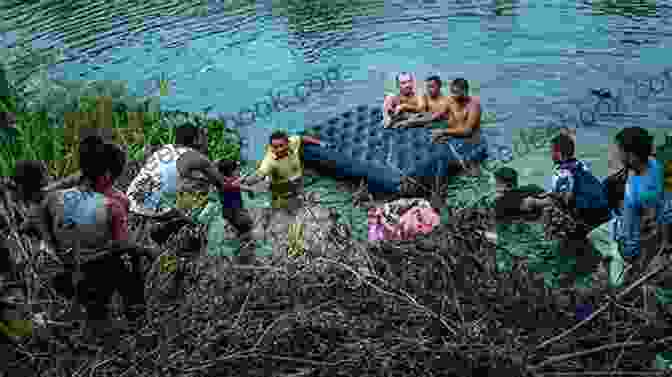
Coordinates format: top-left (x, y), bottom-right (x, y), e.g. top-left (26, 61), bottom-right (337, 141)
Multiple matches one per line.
top-left (430, 78), bottom-right (483, 176)
top-left (417, 75), bottom-right (451, 120)
top-left (383, 72), bottom-right (425, 128)
top-left (241, 130), bottom-right (324, 244)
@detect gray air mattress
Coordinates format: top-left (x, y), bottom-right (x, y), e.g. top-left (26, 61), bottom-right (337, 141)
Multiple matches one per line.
top-left (303, 105), bottom-right (489, 194)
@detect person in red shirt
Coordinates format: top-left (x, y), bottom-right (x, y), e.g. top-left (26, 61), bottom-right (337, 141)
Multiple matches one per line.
top-left (42, 136), bottom-right (158, 330)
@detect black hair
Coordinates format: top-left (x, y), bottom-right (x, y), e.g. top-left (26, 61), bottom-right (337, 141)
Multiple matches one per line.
top-left (79, 135), bottom-right (106, 180)
top-left (175, 122), bottom-right (200, 147)
top-left (614, 127), bottom-right (653, 162)
top-left (14, 160), bottom-right (47, 195)
top-left (105, 142), bottom-right (127, 180)
top-left (494, 167), bottom-right (518, 188)
top-left (79, 136), bottom-right (126, 181)
top-left (269, 129), bottom-right (289, 143)
top-left (216, 159), bottom-right (239, 177)
top-left (551, 133), bottom-right (575, 159)
top-left (426, 75), bottom-right (442, 87)
top-left (450, 78), bottom-right (469, 94)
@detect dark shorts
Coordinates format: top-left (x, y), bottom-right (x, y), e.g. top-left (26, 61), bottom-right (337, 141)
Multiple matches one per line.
top-left (51, 243), bottom-right (146, 320)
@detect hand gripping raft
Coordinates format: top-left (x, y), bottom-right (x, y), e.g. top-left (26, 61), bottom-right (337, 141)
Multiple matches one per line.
top-left (303, 105), bottom-right (489, 194)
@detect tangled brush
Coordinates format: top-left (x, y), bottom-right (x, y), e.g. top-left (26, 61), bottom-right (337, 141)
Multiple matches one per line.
top-left (2, 168), bottom-right (672, 377)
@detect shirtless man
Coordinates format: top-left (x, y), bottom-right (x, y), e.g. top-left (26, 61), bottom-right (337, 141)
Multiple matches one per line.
top-left (418, 75), bottom-right (451, 122)
top-left (431, 78), bottom-right (482, 142)
top-left (383, 72), bottom-right (424, 128)
top-left (430, 78), bottom-right (483, 174)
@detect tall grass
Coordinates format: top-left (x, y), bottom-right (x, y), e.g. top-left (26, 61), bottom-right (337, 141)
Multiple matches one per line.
top-left (0, 94), bottom-right (241, 179)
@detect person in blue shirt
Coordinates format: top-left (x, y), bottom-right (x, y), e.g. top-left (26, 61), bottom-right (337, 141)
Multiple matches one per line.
top-left (549, 133), bottom-right (596, 219)
top-left (548, 133), bottom-right (609, 243)
top-left (614, 127), bottom-right (666, 275)
top-left (655, 133), bottom-right (672, 252)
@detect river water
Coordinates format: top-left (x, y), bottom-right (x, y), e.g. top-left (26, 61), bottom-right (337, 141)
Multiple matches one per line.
top-left (2, 0), bottom-right (672, 223)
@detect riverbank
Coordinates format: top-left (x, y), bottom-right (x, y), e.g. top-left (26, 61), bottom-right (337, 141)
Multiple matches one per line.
top-left (2, 75), bottom-right (671, 376)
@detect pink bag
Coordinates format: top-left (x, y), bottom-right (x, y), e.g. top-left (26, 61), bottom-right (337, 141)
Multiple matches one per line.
top-left (369, 223), bottom-right (385, 241)
top-left (368, 202), bottom-right (439, 241)
top-left (398, 206), bottom-right (440, 240)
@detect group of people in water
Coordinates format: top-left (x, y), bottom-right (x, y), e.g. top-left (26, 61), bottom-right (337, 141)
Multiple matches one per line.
top-left (493, 126), bottom-right (671, 303)
top-left (383, 72), bottom-right (483, 175)
top-left (383, 71), bottom-right (671, 323)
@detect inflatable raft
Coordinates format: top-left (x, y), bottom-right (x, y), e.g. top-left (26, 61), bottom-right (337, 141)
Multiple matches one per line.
top-left (303, 105), bottom-right (489, 194)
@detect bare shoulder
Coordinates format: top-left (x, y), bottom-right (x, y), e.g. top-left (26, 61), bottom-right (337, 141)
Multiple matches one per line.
top-left (468, 96), bottom-right (482, 110)
top-left (438, 95), bottom-right (453, 106)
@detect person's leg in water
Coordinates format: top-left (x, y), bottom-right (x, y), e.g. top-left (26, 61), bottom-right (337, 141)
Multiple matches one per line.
top-left (587, 217), bottom-right (625, 288)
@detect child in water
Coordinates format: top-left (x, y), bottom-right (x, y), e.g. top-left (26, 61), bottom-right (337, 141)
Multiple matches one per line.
top-left (195, 159), bottom-right (269, 260)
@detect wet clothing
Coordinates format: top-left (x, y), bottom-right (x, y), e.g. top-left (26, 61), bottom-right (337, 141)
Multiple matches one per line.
top-left (194, 191), bottom-right (255, 257)
top-left (551, 159), bottom-right (593, 194)
top-left (257, 136), bottom-right (305, 209)
top-left (621, 158), bottom-right (665, 257)
top-left (551, 158), bottom-right (610, 232)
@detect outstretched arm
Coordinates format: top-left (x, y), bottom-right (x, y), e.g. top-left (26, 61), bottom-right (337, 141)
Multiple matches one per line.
top-left (193, 159), bottom-right (257, 193)
top-left (242, 174), bottom-right (266, 186)
top-left (302, 135), bottom-right (322, 145)
top-left (42, 171), bottom-right (82, 192)
top-left (440, 102), bottom-right (481, 137)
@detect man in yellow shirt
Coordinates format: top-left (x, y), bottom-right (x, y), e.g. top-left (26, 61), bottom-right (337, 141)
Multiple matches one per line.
top-left (242, 129), bottom-right (323, 211)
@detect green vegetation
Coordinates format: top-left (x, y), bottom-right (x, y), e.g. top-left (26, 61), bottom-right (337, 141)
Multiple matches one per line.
top-left (0, 92), bottom-right (242, 179)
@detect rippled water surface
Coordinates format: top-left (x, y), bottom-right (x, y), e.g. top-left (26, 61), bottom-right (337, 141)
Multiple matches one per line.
top-left (2, 0), bottom-right (672, 183)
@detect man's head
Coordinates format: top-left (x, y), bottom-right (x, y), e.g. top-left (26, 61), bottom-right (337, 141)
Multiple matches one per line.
top-left (614, 127), bottom-right (653, 169)
top-left (494, 167), bottom-right (518, 198)
top-left (550, 133), bottom-right (575, 163)
top-left (216, 159), bottom-right (240, 177)
top-left (14, 160), bottom-right (48, 197)
top-left (396, 72), bottom-right (416, 96)
top-left (450, 78), bottom-right (469, 102)
top-left (425, 75), bottom-right (442, 98)
top-left (79, 136), bottom-right (126, 189)
top-left (175, 122), bottom-right (205, 150)
top-left (269, 129), bottom-right (290, 157)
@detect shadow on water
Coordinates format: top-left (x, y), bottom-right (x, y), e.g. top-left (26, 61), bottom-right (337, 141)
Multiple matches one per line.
top-left (586, 0), bottom-right (660, 18)
top-left (270, 0), bottom-right (385, 62)
top-left (271, 0), bottom-right (384, 33)
top-left (493, 0), bottom-right (519, 17)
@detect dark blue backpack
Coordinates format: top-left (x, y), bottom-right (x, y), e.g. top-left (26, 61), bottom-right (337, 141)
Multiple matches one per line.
top-left (571, 163), bottom-right (610, 227)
